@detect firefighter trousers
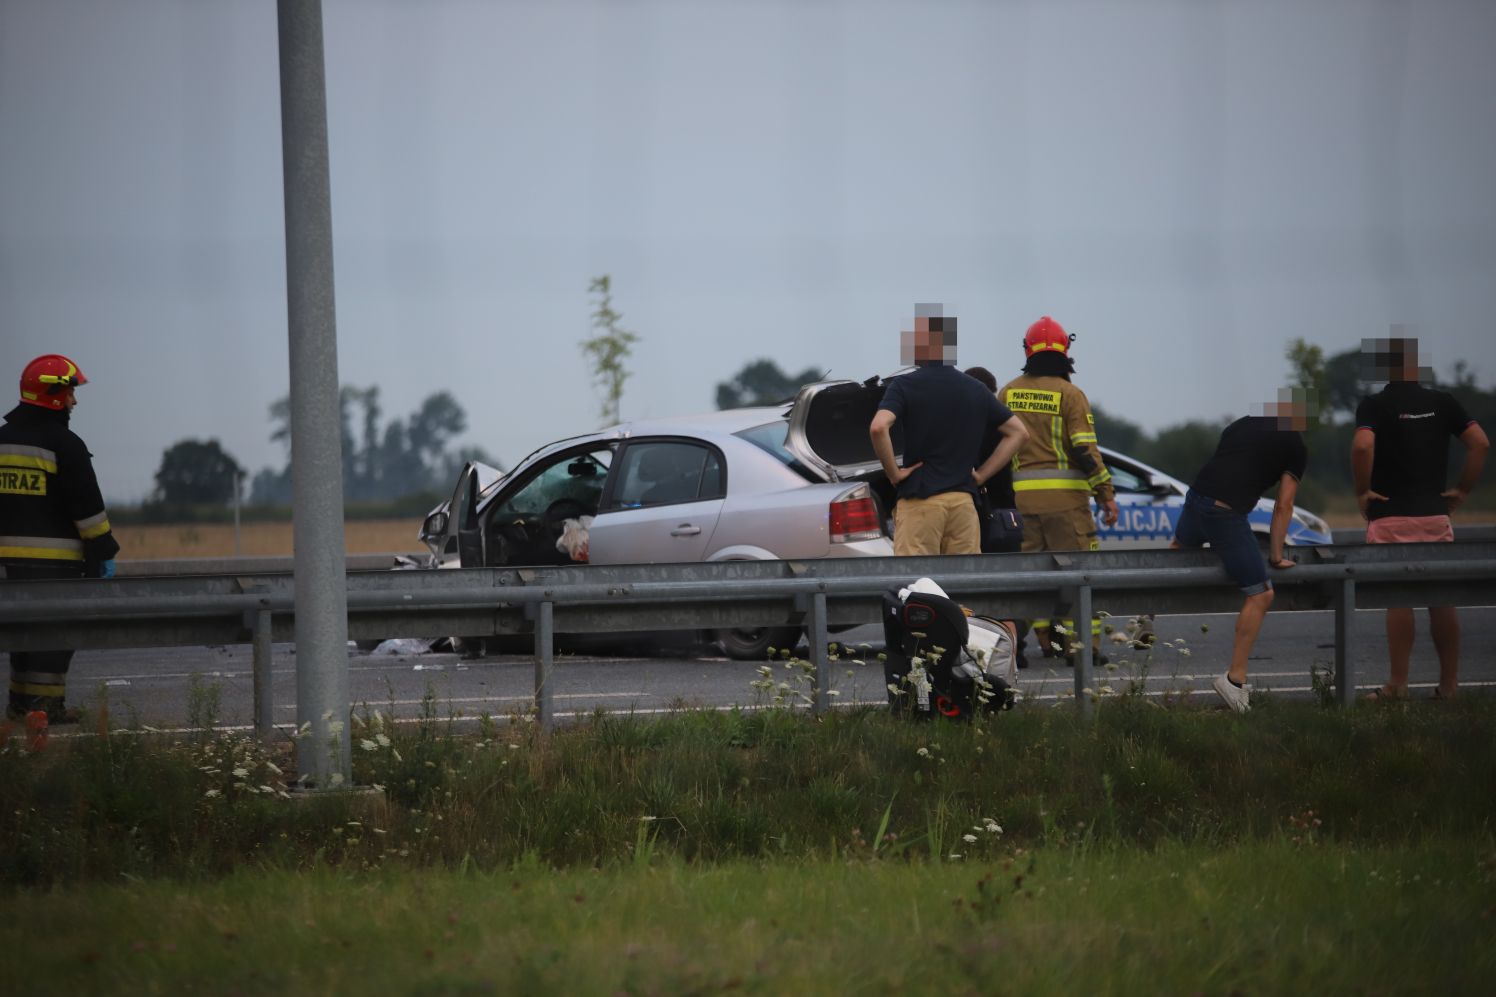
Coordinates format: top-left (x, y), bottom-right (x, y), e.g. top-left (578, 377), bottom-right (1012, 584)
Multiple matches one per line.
top-left (3, 561), bottom-right (84, 722)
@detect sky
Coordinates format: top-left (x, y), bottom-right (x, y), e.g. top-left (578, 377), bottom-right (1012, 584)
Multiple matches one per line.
top-left (2, 0), bottom-right (1494, 503)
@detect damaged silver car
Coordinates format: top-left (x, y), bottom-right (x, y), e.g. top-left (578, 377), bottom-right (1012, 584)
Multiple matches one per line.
top-left (417, 393), bottom-right (903, 658)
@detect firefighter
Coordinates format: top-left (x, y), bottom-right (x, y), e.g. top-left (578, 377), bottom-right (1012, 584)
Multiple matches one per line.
top-left (1000, 317), bottom-right (1118, 662)
top-left (1, 354), bottom-right (119, 724)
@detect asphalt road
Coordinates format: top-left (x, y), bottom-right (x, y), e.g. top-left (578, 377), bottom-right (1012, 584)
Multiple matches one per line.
top-left (51, 606), bottom-right (1496, 732)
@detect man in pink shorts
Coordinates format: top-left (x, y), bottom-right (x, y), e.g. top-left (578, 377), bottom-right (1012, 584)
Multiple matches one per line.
top-left (1352, 335), bottom-right (1489, 700)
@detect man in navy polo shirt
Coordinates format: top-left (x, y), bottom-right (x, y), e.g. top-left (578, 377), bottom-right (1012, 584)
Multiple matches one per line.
top-left (1353, 335), bottom-right (1488, 701)
top-left (870, 304), bottom-right (1027, 556)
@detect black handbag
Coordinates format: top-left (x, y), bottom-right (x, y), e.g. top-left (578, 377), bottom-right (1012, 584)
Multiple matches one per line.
top-left (975, 487), bottom-right (1024, 553)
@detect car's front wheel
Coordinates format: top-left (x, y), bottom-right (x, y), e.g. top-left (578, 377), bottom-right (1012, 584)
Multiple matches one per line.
top-left (716, 626), bottom-right (803, 661)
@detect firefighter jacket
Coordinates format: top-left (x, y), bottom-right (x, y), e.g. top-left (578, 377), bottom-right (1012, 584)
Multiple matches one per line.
top-left (0, 404), bottom-right (119, 570)
top-left (999, 374), bottom-right (1114, 510)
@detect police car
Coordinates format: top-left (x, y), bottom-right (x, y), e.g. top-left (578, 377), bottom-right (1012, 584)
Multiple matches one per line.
top-left (1095, 447), bottom-right (1331, 548)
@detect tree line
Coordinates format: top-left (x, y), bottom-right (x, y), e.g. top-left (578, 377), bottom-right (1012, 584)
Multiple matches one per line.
top-left (141, 387), bottom-right (498, 520)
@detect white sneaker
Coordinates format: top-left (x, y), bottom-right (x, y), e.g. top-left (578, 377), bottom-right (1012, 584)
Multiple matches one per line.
top-left (1213, 673), bottom-right (1250, 714)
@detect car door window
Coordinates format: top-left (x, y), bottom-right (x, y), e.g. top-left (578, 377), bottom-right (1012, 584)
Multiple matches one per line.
top-left (605, 441), bottom-right (724, 510)
top-left (1104, 461), bottom-right (1150, 495)
top-left (489, 446), bottom-right (614, 523)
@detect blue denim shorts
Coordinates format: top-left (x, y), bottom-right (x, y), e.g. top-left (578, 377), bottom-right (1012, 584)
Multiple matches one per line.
top-left (1173, 490), bottom-right (1270, 596)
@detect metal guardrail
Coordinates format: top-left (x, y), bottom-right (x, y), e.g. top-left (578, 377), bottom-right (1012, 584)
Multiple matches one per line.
top-left (116, 553), bottom-right (415, 576)
top-left (4, 543), bottom-right (1494, 733)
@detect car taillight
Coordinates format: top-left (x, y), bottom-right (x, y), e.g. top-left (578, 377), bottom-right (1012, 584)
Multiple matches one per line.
top-left (829, 487), bottom-right (882, 543)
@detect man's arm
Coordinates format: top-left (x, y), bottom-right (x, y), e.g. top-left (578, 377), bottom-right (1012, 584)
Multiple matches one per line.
top-left (870, 409), bottom-right (920, 486)
top-left (973, 416), bottom-right (1027, 485)
top-left (60, 432), bottom-right (120, 573)
top-left (1268, 472), bottom-right (1298, 569)
top-left (1444, 422), bottom-right (1490, 513)
top-left (1350, 427), bottom-right (1387, 520)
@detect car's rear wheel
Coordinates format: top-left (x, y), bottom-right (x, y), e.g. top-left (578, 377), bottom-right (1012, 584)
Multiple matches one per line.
top-left (716, 626), bottom-right (803, 661)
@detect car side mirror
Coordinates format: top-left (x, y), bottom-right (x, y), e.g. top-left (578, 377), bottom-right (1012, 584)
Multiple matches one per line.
top-left (422, 510), bottom-right (448, 538)
top-left (1148, 480), bottom-right (1177, 498)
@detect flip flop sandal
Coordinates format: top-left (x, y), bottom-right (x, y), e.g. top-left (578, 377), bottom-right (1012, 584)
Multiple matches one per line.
top-left (1362, 686), bottom-right (1407, 703)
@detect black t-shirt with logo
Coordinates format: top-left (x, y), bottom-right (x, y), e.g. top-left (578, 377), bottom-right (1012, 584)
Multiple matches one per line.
top-left (878, 364), bottom-right (1014, 500)
top-left (1354, 382), bottom-right (1475, 520)
top-left (1191, 416), bottom-right (1309, 515)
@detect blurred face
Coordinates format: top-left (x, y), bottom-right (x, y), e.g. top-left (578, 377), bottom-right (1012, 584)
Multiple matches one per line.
top-left (900, 317), bottom-right (947, 365)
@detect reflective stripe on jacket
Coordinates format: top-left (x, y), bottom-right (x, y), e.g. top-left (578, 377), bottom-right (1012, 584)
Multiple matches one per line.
top-left (0, 405), bottom-right (118, 567)
top-left (999, 375), bottom-right (1115, 503)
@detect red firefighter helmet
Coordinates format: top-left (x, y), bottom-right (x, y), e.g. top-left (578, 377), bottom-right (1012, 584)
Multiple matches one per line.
top-left (1022, 316), bottom-right (1074, 357)
top-left (19, 354), bottom-right (88, 410)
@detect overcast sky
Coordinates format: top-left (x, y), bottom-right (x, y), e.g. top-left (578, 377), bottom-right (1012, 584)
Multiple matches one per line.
top-left (3, 0), bottom-right (1494, 502)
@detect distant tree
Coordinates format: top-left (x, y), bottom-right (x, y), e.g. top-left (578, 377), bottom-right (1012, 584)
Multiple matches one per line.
top-left (152, 439), bottom-right (243, 506)
top-left (1141, 420), bottom-right (1227, 482)
top-left (1090, 404), bottom-right (1147, 457)
top-left (248, 465), bottom-right (291, 506)
top-left (581, 275), bottom-right (639, 426)
top-left (715, 359), bottom-right (826, 410)
top-left (251, 387), bottom-right (490, 505)
top-left (1321, 346), bottom-right (1366, 419)
top-left (1285, 338), bottom-right (1328, 423)
top-left (437, 445), bottom-right (505, 486)
top-left (408, 391), bottom-right (466, 461)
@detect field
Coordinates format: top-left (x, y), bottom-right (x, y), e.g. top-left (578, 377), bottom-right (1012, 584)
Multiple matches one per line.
top-left (110, 518), bottom-right (425, 559)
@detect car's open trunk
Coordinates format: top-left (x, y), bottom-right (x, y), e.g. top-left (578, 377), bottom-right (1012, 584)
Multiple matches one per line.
top-left (785, 376), bottom-right (907, 536)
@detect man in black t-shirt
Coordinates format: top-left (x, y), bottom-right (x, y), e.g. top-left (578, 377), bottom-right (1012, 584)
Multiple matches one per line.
top-left (1352, 337), bottom-right (1489, 701)
top-left (1171, 392), bottom-right (1310, 713)
top-left (870, 306), bottom-right (1027, 556)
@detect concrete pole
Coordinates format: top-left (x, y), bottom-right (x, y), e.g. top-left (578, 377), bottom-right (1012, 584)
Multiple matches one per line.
top-left (277, 0), bottom-right (351, 788)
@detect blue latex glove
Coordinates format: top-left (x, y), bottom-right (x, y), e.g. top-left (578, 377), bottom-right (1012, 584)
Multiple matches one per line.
top-left (98, 559), bottom-right (116, 579)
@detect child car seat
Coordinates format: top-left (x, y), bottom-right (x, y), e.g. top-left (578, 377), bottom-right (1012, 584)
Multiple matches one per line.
top-left (882, 585), bottom-right (1016, 719)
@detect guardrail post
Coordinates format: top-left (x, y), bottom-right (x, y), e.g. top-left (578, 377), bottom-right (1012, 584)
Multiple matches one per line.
top-left (807, 591), bottom-right (830, 716)
top-left (252, 609), bottom-right (274, 743)
top-left (534, 600), bottom-right (554, 731)
top-left (1070, 585), bottom-right (1094, 719)
top-left (1334, 577), bottom-right (1356, 707)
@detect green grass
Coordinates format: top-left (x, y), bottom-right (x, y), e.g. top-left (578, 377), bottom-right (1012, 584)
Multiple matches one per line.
top-left (7, 841), bottom-right (1493, 995)
top-left (3, 694), bottom-right (1494, 886)
top-left (3, 694), bottom-right (1493, 991)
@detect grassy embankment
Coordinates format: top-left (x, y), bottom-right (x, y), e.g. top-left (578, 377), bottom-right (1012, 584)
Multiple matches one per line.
top-left (2, 689), bottom-right (1493, 993)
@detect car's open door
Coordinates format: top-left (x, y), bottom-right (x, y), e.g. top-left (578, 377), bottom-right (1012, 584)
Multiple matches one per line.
top-left (421, 461), bottom-right (506, 567)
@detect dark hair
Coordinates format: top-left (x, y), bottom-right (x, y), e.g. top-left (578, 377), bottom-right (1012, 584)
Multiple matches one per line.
top-left (1021, 351), bottom-right (1074, 380)
top-left (964, 365), bottom-right (997, 392)
top-left (928, 315), bottom-right (957, 345)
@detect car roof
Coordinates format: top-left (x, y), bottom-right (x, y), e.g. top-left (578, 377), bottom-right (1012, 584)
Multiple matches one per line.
top-left (612, 405), bottom-right (790, 438)
top-left (512, 405), bottom-right (793, 469)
